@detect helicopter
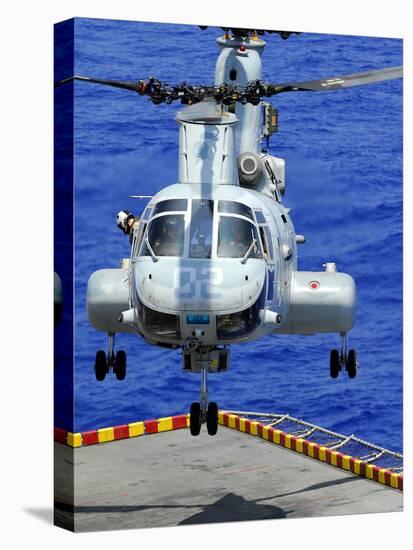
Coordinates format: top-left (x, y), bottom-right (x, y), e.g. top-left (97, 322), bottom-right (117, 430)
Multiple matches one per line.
top-left (56, 26), bottom-right (402, 437)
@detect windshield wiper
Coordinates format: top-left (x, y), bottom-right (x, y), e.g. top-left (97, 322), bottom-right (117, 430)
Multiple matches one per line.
top-left (240, 238), bottom-right (257, 264)
top-left (146, 238), bottom-right (159, 262)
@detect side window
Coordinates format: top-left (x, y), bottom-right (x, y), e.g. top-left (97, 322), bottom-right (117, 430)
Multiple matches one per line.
top-left (132, 222), bottom-right (146, 260)
top-left (141, 206), bottom-right (153, 222)
top-left (259, 227), bottom-right (269, 260)
top-left (263, 226), bottom-right (274, 261)
top-left (258, 225), bottom-right (274, 262)
top-left (255, 210), bottom-right (266, 224)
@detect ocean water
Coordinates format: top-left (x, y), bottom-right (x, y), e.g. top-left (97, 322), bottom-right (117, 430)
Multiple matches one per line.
top-left (57, 18), bottom-right (402, 451)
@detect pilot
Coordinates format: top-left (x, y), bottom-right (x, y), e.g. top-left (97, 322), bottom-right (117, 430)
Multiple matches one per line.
top-left (152, 218), bottom-right (183, 256)
top-left (116, 210), bottom-right (140, 243)
top-left (228, 222), bottom-right (260, 259)
top-left (230, 223), bottom-right (251, 256)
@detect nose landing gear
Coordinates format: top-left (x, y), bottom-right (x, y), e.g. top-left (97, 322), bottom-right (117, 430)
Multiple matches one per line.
top-left (330, 332), bottom-right (358, 379)
top-left (189, 368), bottom-right (219, 436)
top-left (94, 333), bottom-right (127, 381)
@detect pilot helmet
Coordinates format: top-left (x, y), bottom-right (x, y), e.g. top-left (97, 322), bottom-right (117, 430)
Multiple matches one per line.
top-left (164, 218), bottom-right (180, 234)
top-left (116, 210), bottom-right (135, 234)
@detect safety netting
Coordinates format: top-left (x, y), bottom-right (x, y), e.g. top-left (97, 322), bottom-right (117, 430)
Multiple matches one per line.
top-left (226, 411), bottom-right (403, 472)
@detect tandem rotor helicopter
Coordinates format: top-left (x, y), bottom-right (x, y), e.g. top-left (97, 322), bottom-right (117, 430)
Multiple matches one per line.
top-left (56, 26), bottom-right (402, 436)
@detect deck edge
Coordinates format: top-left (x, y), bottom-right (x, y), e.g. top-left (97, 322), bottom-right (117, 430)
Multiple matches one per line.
top-left (54, 412), bottom-right (403, 492)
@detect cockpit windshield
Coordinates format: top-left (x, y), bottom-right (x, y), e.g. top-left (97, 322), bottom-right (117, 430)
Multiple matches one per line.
top-left (138, 198), bottom-right (264, 260)
top-left (218, 200), bottom-right (254, 221)
top-left (217, 216), bottom-right (262, 259)
top-left (145, 214), bottom-right (185, 257)
top-left (189, 199), bottom-right (214, 259)
top-left (152, 199), bottom-right (187, 216)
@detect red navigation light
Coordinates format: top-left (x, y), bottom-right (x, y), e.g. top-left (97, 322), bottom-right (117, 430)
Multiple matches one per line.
top-left (309, 281), bottom-right (320, 290)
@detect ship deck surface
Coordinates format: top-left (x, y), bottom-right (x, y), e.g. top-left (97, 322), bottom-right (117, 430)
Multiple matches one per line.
top-left (54, 425), bottom-right (402, 532)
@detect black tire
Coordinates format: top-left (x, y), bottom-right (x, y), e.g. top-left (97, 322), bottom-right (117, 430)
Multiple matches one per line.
top-left (330, 349), bottom-right (340, 379)
top-left (115, 350), bottom-right (127, 381)
top-left (95, 350), bottom-right (107, 381)
top-left (207, 402), bottom-right (219, 436)
top-left (346, 349), bottom-right (357, 379)
top-left (190, 402), bottom-right (202, 436)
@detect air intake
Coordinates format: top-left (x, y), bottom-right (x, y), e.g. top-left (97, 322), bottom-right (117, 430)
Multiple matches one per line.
top-left (237, 152), bottom-right (263, 186)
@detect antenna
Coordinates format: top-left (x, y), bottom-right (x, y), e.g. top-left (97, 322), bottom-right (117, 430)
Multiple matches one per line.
top-left (129, 195), bottom-right (153, 199)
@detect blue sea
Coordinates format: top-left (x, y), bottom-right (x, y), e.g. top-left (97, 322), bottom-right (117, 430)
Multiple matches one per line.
top-left (55, 18), bottom-right (402, 452)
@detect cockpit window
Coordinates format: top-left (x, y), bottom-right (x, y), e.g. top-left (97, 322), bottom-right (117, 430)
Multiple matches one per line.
top-left (263, 226), bottom-right (274, 260)
top-left (218, 200), bottom-right (254, 221)
top-left (217, 216), bottom-right (262, 259)
top-left (152, 199), bottom-right (187, 217)
top-left (132, 222), bottom-right (146, 260)
top-left (189, 199), bottom-right (214, 259)
top-left (141, 206), bottom-right (153, 222)
top-left (254, 210), bottom-right (266, 224)
top-left (144, 214), bottom-right (185, 257)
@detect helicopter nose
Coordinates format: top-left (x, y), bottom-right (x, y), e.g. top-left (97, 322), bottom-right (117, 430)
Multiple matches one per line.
top-left (134, 258), bottom-right (265, 313)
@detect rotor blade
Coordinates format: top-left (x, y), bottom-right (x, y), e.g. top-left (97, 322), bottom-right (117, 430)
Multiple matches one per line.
top-left (54, 75), bottom-right (143, 92)
top-left (273, 66), bottom-right (403, 93)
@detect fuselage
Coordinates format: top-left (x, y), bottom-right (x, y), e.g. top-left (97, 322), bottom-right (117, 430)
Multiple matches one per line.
top-left (131, 183), bottom-right (296, 347)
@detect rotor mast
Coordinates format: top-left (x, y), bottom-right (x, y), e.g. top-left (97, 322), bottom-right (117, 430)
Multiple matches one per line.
top-left (215, 34), bottom-right (266, 156)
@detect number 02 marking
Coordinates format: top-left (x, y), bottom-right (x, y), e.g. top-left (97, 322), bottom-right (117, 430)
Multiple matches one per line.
top-left (174, 267), bottom-right (223, 300)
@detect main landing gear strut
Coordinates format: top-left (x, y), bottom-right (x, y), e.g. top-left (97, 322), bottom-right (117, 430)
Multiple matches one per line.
top-left (190, 368), bottom-right (219, 436)
top-left (330, 332), bottom-right (358, 379)
top-left (94, 332), bottom-right (127, 381)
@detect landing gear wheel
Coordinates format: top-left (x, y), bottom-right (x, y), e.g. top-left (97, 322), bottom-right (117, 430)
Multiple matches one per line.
top-left (207, 402), bottom-right (218, 436)
top-left (95, 350), bottom-right (107, 381)
top-left (190, 402), bottom-right (202, 436)
top-left (330, 349), bottom-right (340, 379)
top-left (346, 349), bottom-right (357, 379)
top-left (114, 350), bottom-right (127, 381)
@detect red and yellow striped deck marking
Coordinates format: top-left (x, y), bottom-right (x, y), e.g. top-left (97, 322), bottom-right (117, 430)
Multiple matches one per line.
top-left (54, 411), bottom-right (402, 492)
top-left (56, 414), bottom-right (189, 448)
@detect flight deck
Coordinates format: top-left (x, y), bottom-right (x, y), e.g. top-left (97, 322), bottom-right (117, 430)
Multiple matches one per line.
top-left (54, 412), bottom-right (403, 532)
